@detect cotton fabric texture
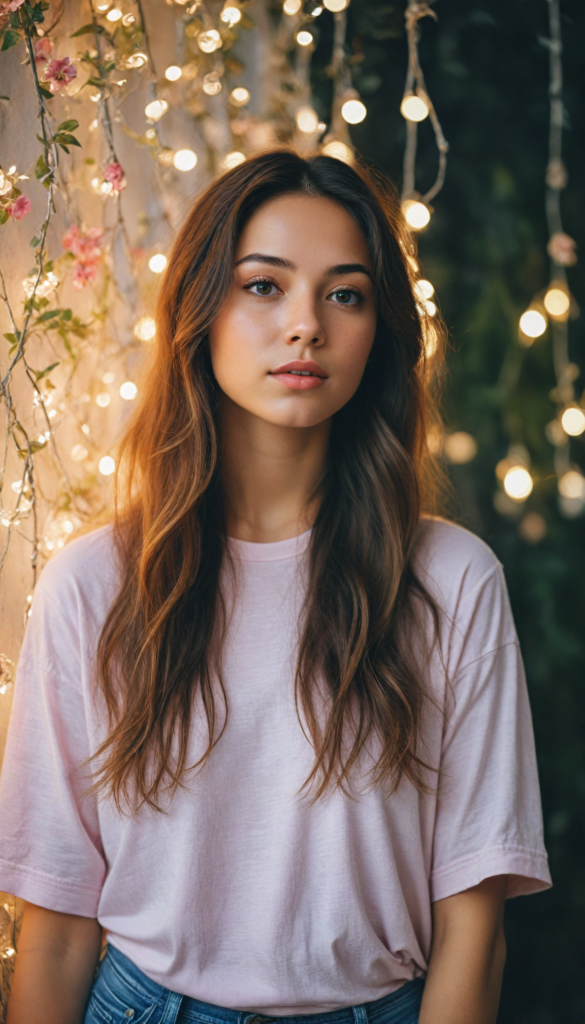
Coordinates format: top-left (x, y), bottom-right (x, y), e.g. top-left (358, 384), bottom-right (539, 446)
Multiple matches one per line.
top-left (0, 518), bottom-right (551, 1013)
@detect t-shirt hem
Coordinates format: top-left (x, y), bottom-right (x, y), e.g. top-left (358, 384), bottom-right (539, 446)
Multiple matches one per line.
top-left (0, 857), bottom-right (101, 917)
top-left (431, 845), bottom-right (552, 902)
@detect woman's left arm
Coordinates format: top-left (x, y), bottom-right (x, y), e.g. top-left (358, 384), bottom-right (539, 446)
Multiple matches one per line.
top-left (418, 874), bottom-right (508, 1024)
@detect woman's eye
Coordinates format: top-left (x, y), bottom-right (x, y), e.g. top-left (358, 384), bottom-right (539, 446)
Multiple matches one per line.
top-left (330, 288), bottom-right (359, 305)
top-left (248, 280), bottom-right (277, 297)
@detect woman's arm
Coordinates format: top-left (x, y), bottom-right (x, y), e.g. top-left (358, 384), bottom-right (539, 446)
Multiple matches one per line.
top-left (418, 875), bottom-right (508, 1024)
top-left (6, 902), bottom-right (102, 1024)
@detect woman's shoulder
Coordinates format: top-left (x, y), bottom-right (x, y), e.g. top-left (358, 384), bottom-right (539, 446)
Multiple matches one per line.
top-left (37, 522), bottom-right (121, 609)
top-left (414, 515), bottom-right (504, 612)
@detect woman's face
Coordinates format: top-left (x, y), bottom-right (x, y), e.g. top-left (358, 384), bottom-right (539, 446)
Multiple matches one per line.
top-left (208, 194), bottom-right (377, 429)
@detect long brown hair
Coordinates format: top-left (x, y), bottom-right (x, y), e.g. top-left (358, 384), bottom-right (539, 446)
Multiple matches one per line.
top-left (93, 150), bottom-right (445, 812)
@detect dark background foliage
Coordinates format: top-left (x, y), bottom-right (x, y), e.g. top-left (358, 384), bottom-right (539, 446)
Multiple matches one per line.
top-left (310, 1), bottom-right (585, 1020)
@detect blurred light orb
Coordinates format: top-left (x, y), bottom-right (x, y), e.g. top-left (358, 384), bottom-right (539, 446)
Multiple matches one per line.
top-left (203, 73), bottom-right (222, 95)
top-left (149, 253), bottom-right (168, 273)
top-left (134, 316), bottom-right (156, 342)
top-left (71, 444), bottom-right (88, 462)
top-left (444, 431), bottom-right (478, 465)
top-left (121, 13), bottom-right (136, 25)
top-left (518, 512), bottom-right (547, 544)
top-left (311, 5), bottom-right (323, 15)
top-left (144, 99), bottom-right (168, 121)
top-left (324, 0), bottom-right (348, 10)
top-left (341, 99), bottom-right (366, 124)
top-left (519, 309), bottom-right (546, 338)
top-left (424, 299), bottom-right (436, 317)
top-left (423, 321), bottom-right (438, 359)
top-left (165, 65), bottom-right (183, 81)
top-left (106, 7), bottom-right (122, 20)
top-left (99, 456), bottom-right (115, 476)
top-left (198, 29), bottom-right (221, 53)
top-left (561, 406), bottom-right (585, 437)
top-left (296, 106), bottom-right (319, 133)
top-left (414, 279), bottom-right (434, 300)
top-left (322, 140), bottom-right (352, 163)
top-left (296, 30), bottom-right (313, 46)
top-left (126, 52), bottom-right (148, 68)
top-left (95, 2), bottom-right (111, 10)
top-left (120, 381), bottom-right (138, 401)
top-left (221, 151), bottom-right (246, 170)
top-left (96, 392), bottom-right (110, 408)
top-left (402, 200), bottom-right (430, 230)
top-left (230, 87), bottom-right (250, 106)
top-left (401, 94), bottom-right (429, 122)
top-left (221, 5), bottom-right (242, 24)
top-left (283, 0), bottom-right (302, 13)
top-left (102, 371), bottom-right (115, 384)
top-left (558, 469), bottom-right (585, 500)
top-left (101, 181), bottom-right (114, 195)
top-left (503, 466), bottom-right (533, 501)
top-left (173, 149), bottom-right (197, 171)
top-left (543, 286), bottom-right (570, 318)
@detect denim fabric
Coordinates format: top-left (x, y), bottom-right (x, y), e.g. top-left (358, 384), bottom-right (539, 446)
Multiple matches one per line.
top-left (83, 945), bottom-right (424, 1024)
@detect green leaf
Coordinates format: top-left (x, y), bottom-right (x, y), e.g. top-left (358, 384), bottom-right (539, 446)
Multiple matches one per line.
top-left (29, 439), bottom-right (48, 454)
top-left (35, 361), bottom-right (60, 381)
top-left (55, 132), bottom-right (82, 147)
top-left (0, 95), bottom-right (10, 101)
top-left (44, 261), bottom-right (54, 273)
top-left (36, 309), bottom-right (61, 323)
top-left (38, 86), bottom-right (53, 100)
top-left (30, 3), bottom-right (46, 24)
top-left (57, 143), bottom-right (70, 154)
top-left (61, 308), bottom-right (72, 321)
top-left (71, 23), bottom-right (104, 37)
top-left (3, 333), bottom-right (17, 344)
top-left (30, 235), bottom-right (41, 247)
top-left (1, 29), bottom-right (22, 52)
top-left (86, 76), bottom-right (105, 89)
top-left (57, 119), bottom-right (79, 133)
top-left (0, 210), bottom-right (8, 225)
top-left (35, 154), bottom-right (49, 179)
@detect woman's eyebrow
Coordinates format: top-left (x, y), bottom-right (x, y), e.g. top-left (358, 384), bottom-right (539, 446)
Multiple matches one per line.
top-left (235, 254), bottom-right (372, 279)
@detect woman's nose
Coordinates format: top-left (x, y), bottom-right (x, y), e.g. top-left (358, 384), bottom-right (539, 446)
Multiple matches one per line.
top-left (284, 293), bottom-right (325, 347)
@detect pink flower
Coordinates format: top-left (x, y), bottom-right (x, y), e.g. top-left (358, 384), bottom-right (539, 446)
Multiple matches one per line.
top-left (72, 260), bottom-right (99, 290)
top-left (43, 56), bottom-right (77, 94)
top-left (7, 195), bottom-right (31, 220)
top-left (547, 231), bottom-right (578, 268)
top-left (34, 37), bottom-right (54, 65)
top-left (0, 0), bottom-right (25, 11)
top-left (103, 162), bottom-right (126, 193)
top-left (62, 224), bottom-right (104, 262)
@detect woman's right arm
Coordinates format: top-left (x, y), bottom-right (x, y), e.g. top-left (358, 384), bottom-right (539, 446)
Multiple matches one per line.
top-left (6, 902), bottom-right (102, 1024)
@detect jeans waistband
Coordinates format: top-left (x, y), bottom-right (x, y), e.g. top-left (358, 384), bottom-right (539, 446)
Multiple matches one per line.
top-left (104, 943), bottom-right (425, 1024)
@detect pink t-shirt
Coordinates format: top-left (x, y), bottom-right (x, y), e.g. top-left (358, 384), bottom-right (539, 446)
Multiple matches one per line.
top-left (0, 518), bottom-right (550, 1013)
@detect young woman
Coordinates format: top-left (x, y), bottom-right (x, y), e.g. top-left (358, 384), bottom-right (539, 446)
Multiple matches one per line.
top-left (0, 151), bottom-right (550, 1024)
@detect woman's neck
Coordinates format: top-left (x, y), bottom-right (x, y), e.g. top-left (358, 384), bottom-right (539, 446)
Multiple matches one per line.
top-left (219, 395), bottom-right (330, 543)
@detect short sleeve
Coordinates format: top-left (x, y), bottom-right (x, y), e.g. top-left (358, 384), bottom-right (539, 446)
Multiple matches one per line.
top-left (431, 564), bottom-right (552, 902)
top-left (0, 576), bottom-right (106, 916)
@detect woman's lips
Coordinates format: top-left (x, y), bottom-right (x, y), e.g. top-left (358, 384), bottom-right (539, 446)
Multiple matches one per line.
top-left (270, 372), bottom-right (326, 390)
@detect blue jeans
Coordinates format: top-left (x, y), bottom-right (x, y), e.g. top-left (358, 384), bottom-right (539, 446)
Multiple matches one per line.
top-left (84, 945), bottom-right (424, 1024)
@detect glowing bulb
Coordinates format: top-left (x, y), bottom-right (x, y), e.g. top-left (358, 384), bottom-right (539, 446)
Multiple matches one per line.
top-left (134, 316), bottom-right (156, 341)
top-left (561, 406), bottom-right (585, 437)
top-left (230, 87), bottom-right (250, 106)
top-left (323, 0), bottom-right (348, 9)
top-left (519, 309), bottom-right (546, 339)
top-left (424, 300), bottom-right (436, 316)
top-left (71, 444), bottom-right (88, 461)
top-left (96, 392), bottom-right (110, 408)
top-left (221, 5), bottom-right (242, 24)
top-left (120, 381), bottom-right (138, 400)
top-left (102, 371), bottom-right (115, 383)
top-left (503, 466), bottom-right (533, 501)
top-left (91, 176), bottom-right (101, 191)
top-left (198, 29), bottom-right (221, 53)
top-left (414, 279), bottom-right (434, 301)
top-left (221, 151), bottom-right (246, 170)
top-left (165, 65), bottom-right (183, 81)
top-left (401, 94), bottom-right (429, 122)
top-left (99, 456), bottom-right (115, 476)
top-left (101, 181), bottom-right (114, 195)
top-left (283, 0), bottom-right (301, 12)
top-left (106, 7), bottom-right (122, 20)
top-left (543, 286), bottom-right (570, 318)
top-left (145, 98), bottom-right (169, 121)
top-left (341, 98), bottom-right (366, 124)
top-left (122, 13), bottom-right (136, 25)
top-left (444, 431), bottom-right (478, 465)
top-left (96, 2), bottom-right (110, 9)
top-left (203, 72), bottom-right (222, 95)
top-left (402, 200), bottom-right (431, 231)
top-left (559, 470), bottom-right (585, 499)
top-left (126, 52), bottom-right (148, 68)
top-left (322, 140), bottom-right (352, 163)
top-left (296, 30), bottom-right (313, 46)
top-left (173, 149), bottom-right (198, 171)
top-left (296, 106), bottom-right (319, 133)
top-left (149, 253), bottom-right (168, 273)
